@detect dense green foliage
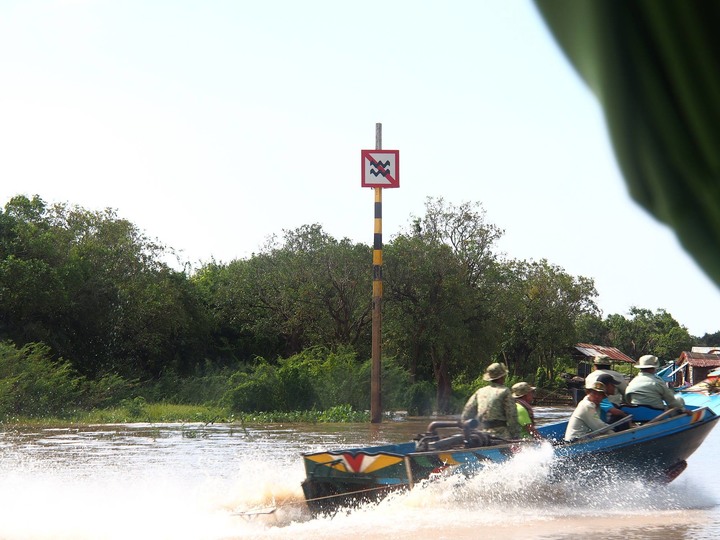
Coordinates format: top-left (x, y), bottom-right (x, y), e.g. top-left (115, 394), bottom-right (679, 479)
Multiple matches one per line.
top-left (0, 341), bottom-right (81, 418)
top-left (0, 340), bottom-right (132, 419)
top-left (221, 347), bottom-right (411, 413)
top-left (0, 195), bottom-right (207, 380)
top-left (1, 194), bottom-right (717, 420)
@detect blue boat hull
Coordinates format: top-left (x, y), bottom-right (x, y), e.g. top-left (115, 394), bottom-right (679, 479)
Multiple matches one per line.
top-left (551, 408), bottom-right (718, 481)
top-left (301, 406), bottom-right (719, 513)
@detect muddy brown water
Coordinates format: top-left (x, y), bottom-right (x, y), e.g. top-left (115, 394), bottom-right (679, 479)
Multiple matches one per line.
top-left (0, 407), bottom-right (718, 539)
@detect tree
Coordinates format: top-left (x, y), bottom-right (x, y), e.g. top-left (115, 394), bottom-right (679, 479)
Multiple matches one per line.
top-left (384, 198), bottom-right (505, 412)
top-left (697, 331), bottom-right (720, 347)
top-left (0, 195), bottom-right (208, 379)
top-left (196, 224), bottom-right (373, 361)
top-left (606, 307), bottom-right (693, 361)
top-left (575, 313), bottom-right (609, 344)
top-left (499, 259), bottom-right (599, 381)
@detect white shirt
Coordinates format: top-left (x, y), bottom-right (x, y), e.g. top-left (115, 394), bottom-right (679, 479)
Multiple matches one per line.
top-left (625, 371), bottom-right (685, 409)
top-left (585, 368), bottom-right (628, 406)
top-left (564, 396), bottom-right (609, 441)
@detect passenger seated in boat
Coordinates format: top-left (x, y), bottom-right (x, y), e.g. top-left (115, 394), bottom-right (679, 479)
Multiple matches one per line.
top-left (584, 355), bottom-right (628, 406)
top-left (512, 382), bottom-right (542, 440)
top-left (564, 380), bottom-right (612, 442)
top-left (595, 373), bottom-right (632, 430)
top-left (625, 355), bottom-right (685, 411)
top-left (461, 362), bottom-right (520, 440)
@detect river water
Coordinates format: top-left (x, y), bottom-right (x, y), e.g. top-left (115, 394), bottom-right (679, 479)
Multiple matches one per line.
top-left (0, 407), bottom-right (718, 540)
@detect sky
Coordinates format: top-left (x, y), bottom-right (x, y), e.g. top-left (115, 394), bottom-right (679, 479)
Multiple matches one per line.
top-left (1, 0), bottom-right (719, 337)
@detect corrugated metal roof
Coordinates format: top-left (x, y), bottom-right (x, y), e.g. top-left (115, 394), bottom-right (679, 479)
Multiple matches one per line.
top-left (575, 343), bottom-right (636, 364)
top-left (679, 351), bottom-right (720, 368)
top-left (691, 346), bottom-right (720, 354)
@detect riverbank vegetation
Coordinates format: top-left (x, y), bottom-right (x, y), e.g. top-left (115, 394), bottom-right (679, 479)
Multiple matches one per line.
top-left (1, 194), bottom-right (718, 422)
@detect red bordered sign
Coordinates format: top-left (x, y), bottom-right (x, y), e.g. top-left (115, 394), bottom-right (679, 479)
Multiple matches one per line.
top-left (361, 150), bottom-right (400, 188)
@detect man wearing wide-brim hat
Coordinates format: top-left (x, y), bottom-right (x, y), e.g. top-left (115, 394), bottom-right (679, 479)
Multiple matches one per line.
top-left (584, 355), bottom-right (628, 407)
top-left (564, 380), bottom-right (613, 441)
top-left (512, 382), bottom-right (542, 440)
top-left (625, 355), bottom-right (685, 410)
top-left (461, 362), bottom-right (521, 440)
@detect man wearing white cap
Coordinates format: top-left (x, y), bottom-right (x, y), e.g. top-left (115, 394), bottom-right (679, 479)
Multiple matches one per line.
top-left (461, 362), bottom-right (520, 440)
top-left (625, 355), bottom-right (685, 410)
top-left (564, 380), bottom-right (612, 441)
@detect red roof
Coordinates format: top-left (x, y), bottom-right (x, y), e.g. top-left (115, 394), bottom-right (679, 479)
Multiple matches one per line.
top-left (575, 343), bottom-right (636, 364)
top-left (679, 351), bottom-right (720, 368)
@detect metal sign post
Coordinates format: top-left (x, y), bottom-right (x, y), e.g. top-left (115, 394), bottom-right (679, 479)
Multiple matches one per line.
top-left (361, 123), bottom-right (399, 423)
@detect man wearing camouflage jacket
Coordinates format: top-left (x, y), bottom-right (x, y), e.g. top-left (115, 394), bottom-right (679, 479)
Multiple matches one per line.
top-left (461, 362), bottom-right (520, 440)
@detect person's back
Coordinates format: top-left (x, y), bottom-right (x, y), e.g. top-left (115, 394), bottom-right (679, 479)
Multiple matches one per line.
top-left (585, 356), bottom-right (628, 406)
top-left (462, 382), bottom-right (519, 436)
top-left (625, 355), bottom-right (685, 410)
top-left (468, 384), bottom-right (510, 423)
top-left (461, 362), bottom-right (520, 439)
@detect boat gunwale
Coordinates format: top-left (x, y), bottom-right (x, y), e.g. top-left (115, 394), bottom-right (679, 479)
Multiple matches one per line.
top-left (302, 406), bottom-right (719, 466)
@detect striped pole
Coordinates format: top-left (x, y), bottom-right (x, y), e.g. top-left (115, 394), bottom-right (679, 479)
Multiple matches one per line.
top-left (371, 123), bottom-right (383, 423)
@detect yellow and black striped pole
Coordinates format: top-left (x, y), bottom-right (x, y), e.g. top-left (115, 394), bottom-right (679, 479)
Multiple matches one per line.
top-left (371, 123), bottom-right (383, 423)
top-left (371, 186), bottom-right (383, 423)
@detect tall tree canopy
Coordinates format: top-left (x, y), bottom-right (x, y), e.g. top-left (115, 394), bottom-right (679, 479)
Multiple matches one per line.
top-left (195, 224), bottom-right (372, 362)
top-left (384, 198), bottom-right (505, 412)
top-left (576, 307), bottom-right (693, 362)
top-left (498, 259), bottom-right (599, 381)
top-left (0, 195), bottom-right (206, 379)
top-left (1, 193), bottom-right (710, 410)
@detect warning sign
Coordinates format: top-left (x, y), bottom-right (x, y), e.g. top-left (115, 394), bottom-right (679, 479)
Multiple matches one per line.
top-left (361, 150), bottom-right (400, 188)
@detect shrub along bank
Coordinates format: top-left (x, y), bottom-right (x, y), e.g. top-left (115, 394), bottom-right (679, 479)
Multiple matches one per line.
top-left (0, 342), bottom-right (417, 423)
top-left (0, 340), bottom-right (573, 424)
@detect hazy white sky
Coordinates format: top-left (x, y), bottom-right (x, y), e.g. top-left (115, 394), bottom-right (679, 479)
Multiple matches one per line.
top-left (1, 0), bottom-right (718, 337)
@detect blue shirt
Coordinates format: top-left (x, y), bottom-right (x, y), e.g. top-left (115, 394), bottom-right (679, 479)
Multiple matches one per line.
top-left (599, 397), bottom-right (614, 422)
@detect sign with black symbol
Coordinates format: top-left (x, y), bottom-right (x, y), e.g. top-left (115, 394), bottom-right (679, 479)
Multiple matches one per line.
top-left (361, 150), bottom-right (400, 188)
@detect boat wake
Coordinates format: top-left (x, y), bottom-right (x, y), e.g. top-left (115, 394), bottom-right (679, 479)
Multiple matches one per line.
top-left (241, 441), bottom-right (718, 539)
top-left (2, 422), bottom-right (717, 540)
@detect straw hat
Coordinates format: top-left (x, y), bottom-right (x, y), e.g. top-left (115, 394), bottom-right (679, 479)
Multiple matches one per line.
top-left (483, 362), bottom-right (508, 381)
top-left (635, 354), bottom-right (659, 369)
top-left (511, 382), bottom-right (536, 398)
top-left (593, 355), bottom-right (611, 366)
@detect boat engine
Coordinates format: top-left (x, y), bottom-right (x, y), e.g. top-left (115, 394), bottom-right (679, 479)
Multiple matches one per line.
top-left (413, 419), bottom-right (494, 451)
